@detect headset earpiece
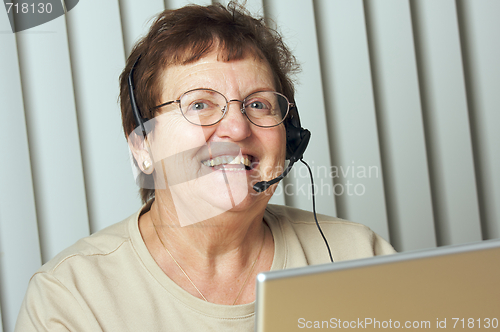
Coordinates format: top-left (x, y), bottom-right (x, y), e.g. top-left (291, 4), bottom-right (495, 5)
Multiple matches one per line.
top-left (285, 105), bottom-right (310, 161)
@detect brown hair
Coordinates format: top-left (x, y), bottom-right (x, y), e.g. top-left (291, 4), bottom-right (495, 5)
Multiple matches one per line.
top-left (119, 2), bottom-right (299, 203)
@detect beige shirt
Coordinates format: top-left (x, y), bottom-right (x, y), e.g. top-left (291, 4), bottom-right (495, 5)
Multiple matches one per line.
top-left (15, 204), bottom-right (395, 331)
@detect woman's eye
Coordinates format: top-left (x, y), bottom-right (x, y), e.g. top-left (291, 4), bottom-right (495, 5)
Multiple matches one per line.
top-left (188, 101), bottom-right (210, 112)
top-left (247, 100), bottom-right (268, 110)
top-left (251, 101), bottom-right (264, 109)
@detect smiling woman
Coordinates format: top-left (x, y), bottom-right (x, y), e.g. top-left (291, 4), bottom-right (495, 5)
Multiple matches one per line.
top-left (134, 51), bottom-right (287, 225)
top-left (15, 2), bottom-right (394, 331)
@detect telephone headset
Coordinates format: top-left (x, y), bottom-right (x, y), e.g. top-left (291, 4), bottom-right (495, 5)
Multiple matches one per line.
top-left (128, 55), bottom-right (334, 263)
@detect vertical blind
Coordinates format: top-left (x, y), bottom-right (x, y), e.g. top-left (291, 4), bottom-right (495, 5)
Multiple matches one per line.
top-left (1, 0), bottom-right (499, 330)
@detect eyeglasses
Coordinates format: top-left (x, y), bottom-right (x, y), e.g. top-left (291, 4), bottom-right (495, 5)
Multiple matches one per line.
top-left (151, 88), bottom-right (293, 128)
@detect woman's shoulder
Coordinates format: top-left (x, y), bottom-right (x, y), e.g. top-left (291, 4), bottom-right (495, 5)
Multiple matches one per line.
top-left (265, 204), bottom-right (395, 264)
top-left (36, 212), bottom-right (137, 275)
top-left (265, 203), bottom-right (373, 233)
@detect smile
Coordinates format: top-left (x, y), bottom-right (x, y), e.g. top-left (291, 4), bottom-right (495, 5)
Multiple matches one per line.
top-left (201, 155), bottom-right (255, 171)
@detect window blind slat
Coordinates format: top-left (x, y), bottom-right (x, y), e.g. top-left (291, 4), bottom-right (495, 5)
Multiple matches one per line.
top-left (66, 0), bottom-right (141, 234)
top-left (364, 0), bottom-right (436, 251)
top-left (119, 0), bottom-right (165, 56)
top-left (17, 16), bottom-right (90, 263)
top-left (167, 0), bottom-right (212, 10)
top-left (456, 0), bottom-right (500, 240)
top-left (315, 0), bottom-right (389, 240)
top-left (411, 0), bottom-right (482, 245)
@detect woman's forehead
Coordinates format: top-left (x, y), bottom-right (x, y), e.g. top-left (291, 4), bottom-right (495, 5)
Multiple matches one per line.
top-left (161, 52), bottom-right (275, 97)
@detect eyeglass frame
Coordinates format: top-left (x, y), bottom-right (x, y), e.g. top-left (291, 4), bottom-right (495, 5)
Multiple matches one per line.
top-left (149, 88), bottom-right (294, 128)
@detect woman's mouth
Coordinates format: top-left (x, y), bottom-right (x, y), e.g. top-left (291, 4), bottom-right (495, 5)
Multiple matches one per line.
top-left (201, 155), bottom-right (256, 171)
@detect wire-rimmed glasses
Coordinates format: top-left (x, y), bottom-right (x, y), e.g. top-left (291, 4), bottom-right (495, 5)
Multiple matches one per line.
top-left (151, 88), bottom-right (293, 128)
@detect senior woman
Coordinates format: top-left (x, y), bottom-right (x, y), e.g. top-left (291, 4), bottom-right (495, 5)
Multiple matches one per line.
top-left (16, 3), bottom-right (394, 331)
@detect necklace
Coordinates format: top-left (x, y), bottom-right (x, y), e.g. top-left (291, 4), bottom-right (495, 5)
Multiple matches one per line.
top-left (152, 216), bottom-right (266, 305)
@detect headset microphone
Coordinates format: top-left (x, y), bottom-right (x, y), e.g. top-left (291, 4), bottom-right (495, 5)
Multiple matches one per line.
top-left (252, 129), bottom-right (310, 192)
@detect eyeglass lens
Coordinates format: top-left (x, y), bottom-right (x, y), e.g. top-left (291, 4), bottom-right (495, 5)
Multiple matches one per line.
top-left (179, 89), bottom-right (289, 127)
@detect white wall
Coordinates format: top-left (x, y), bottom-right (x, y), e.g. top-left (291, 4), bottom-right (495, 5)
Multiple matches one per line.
top-left (1, 0), bottom-right (499, 330)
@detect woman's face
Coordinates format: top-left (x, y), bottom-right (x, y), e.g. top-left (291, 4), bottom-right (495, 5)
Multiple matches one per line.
top-left (147, 51), bottom-right (286, 225)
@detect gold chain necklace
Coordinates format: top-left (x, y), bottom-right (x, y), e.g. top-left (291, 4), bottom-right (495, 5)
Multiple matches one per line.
top-left (152, 217), bottom-right (266, 305)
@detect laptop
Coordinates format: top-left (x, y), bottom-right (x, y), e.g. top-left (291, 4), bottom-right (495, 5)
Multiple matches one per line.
top-left (255, 239), bottom-right (500, 331)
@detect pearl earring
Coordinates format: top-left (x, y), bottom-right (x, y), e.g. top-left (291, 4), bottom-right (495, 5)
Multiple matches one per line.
top-left (142, 160), bottom-right (152, 171)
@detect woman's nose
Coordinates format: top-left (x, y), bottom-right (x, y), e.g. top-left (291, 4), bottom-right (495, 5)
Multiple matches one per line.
top-left (216, 100), bottom-right (252, 140)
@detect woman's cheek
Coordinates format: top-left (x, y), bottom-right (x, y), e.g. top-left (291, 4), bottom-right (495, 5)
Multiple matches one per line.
top-left (151, 116), bottom-right (207, 160)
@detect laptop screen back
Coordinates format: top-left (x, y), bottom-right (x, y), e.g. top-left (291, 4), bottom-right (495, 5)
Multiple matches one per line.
top-left (255, 239), bottom-right (500, 332)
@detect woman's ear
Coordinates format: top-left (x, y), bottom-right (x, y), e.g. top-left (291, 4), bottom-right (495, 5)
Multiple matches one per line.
top-left (128, 131), bottom-right (154, 175)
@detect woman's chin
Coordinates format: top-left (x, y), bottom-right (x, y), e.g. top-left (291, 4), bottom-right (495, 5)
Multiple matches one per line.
top-left (196, 169), bottom-right (277, 213)
top-left (199, 180), bottom-right (252, 211)
top-left (167, 171), bottom-right (257, 226)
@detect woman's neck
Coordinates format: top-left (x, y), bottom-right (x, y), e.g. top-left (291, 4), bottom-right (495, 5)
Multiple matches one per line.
top-left (159, 202), bottom-right (266, 260)
top-left (138, 196), bottom-right (274, 304)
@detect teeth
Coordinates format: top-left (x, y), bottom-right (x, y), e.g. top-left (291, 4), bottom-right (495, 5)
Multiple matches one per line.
top-left (202, 155), bottom-right (253, 167)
